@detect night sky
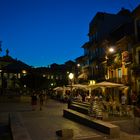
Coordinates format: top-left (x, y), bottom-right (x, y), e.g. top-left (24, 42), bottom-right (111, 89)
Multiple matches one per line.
top-left (0, 0), bottom-right (140, 67)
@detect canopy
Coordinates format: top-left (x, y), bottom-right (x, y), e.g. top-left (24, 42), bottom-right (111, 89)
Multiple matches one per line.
top-left (53, 86), bottom-right (70, 91)
top-left (67, 84), bottom-right (88, 90)
top-left (88, 81), bottom-right (126, 89)
top-left (53, 87), bottom-right (64, 91)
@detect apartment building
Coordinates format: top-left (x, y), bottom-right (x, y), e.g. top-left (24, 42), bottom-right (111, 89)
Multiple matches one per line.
top-left (131, 4), bottom-right (140, 93)
top-left (79, 8), bottom-right (133, 84)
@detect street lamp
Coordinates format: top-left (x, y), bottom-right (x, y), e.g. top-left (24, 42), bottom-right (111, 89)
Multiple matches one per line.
top-left (105, 47), bottom-right (115, 59)
top-left (22, 70), bottom-right (27, 76)
top-left (68, 73), bottom-right (74, 108)
top-left (109, 47), bottom-right (114, 53)
top-left (69, 73), bottom-right (74, 94)
top-left (105, 47), bottom-right (115, 80)
top-left (0, 69), bottom-right (2, 94)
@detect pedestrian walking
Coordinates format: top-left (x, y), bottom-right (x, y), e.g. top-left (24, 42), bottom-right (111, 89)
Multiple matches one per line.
top-left (39, 92), bottom-right (45, 110)
top-left (31, 92), bottom-right (37, 111)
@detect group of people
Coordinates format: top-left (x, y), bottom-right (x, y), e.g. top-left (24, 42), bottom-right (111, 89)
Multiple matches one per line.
top-left (31, 90), bottom-right (47, 111)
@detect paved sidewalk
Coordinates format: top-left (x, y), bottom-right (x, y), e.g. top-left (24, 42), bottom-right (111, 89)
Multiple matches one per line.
top-left (0, 99), bottom-right (140, 140)
top-left (0, 99), bottom-right (106, 140)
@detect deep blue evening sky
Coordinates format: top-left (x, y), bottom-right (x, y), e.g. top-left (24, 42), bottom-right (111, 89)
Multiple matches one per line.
top-left (0, 0), bottom-right (140, 67)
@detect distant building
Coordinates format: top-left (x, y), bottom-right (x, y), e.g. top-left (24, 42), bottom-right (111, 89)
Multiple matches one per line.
top-left (0, 54), bottom-right (31, 93)
top-left (33, 60), bottom-right (76, 89)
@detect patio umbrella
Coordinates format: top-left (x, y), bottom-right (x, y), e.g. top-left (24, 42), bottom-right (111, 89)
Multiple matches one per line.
top-left (67, 84), bottom-right (88, 90)
top-left (88, 81), bottom-right (126, 89)
top-left (53, 87), bottom-right (64, 91)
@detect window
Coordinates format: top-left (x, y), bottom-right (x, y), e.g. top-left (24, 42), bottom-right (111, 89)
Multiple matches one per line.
top-left (111, 71), bottom-right (113, 78)
top-left (118, 69), bottom-right (122, 78)
top-left (51, 75), bottom-right (53, 79)
top-left (18, 73), bottom-right (21, 79)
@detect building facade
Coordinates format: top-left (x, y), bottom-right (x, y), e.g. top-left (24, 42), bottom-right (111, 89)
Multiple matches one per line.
top-left (131, 4), bottom-right (140, 94)
top-left (79, 8), bottom-right (132, 84)
top-left (0, 54), bottom-right (31, 94)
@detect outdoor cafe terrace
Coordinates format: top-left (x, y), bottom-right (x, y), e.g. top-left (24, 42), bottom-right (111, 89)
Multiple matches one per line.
top-left (51, 81), bottom-right (139, 120)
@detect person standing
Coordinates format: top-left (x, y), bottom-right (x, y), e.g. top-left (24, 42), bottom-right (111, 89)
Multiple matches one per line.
top-left (121, 93), bottom-right (127, 105)
top-left (121, 93), bottom-right (127, 115)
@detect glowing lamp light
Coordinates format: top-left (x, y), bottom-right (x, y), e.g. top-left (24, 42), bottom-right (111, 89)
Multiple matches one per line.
top-left (22, 70), bottom-right (27, 74)
top-left (77, 64), bottom-right (80, 67)
top-left (109, 48), bottom-right (114, 53)
top-left (69, 73), bottom-right (74, 80)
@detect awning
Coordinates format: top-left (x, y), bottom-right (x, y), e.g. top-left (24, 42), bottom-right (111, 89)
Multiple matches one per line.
top-left (67, 84), bottom-right (88, 90)
top-left (53, 86), bottom-right (71, 91)
top-left (53, 87), bottom-right (63, 91)
top-left (88, 81), bottom-right (127, 89)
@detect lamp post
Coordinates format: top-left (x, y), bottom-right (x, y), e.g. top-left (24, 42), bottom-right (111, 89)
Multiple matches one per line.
top-left (69, 73), bottom-right (74, 95)
top-left (22, 70), bottom-right (27, 77)
top-left (68, 73), bottom-right (74, 108)
top-left (105, 47), bottom-right (115, 80)
top-left (0, 69), bottom-right (3, 94)
top-left (109, 47), bottom-right (114, 53)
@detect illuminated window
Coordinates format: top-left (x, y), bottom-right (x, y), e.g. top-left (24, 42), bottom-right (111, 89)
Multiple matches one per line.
top-left (14, 74), bottom-right (17, 78)
top-left (4, 73), bottom-right (8, 78)
top-left (51, 75), bottom-right (53, 79)
top-left (9, 73), bottom-right (13, 79)
top-left (118, 69), bottom-right (122, 78)
top-left (18, 73), bottom-right (21, 78)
